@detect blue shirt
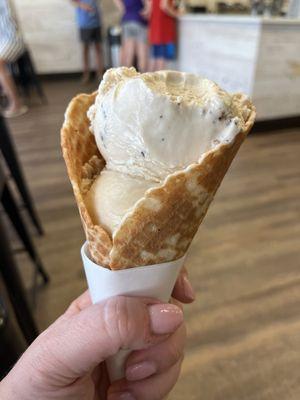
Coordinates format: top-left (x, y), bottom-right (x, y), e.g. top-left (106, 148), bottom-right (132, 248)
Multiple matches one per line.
top-left (76, 0), bottom-right (101, 29)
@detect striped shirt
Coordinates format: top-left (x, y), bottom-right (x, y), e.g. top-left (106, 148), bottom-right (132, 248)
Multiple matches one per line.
top-left (0, 0), bottom-right (25, 62)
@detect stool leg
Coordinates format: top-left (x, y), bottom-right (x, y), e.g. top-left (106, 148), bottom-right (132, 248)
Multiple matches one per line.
top-left (0, 214), bottom-right (39, 345)
top-left (2, 184), bottom-right (49, 284)
top-left (24, 51), bottom-right (47, 104)
top-left (0, 116), bottom-right (44, 235)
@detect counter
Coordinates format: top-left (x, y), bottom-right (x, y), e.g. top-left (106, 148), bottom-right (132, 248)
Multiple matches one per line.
top-left (178, 15), bottom-right (300, 120)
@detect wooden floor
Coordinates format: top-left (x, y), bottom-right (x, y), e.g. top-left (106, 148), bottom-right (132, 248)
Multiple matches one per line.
top-left (7, 79), bottom-right (300, 400)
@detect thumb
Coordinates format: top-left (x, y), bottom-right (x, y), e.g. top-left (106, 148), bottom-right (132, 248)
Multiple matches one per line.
top-left (28, 296), bottom-right (183, 378)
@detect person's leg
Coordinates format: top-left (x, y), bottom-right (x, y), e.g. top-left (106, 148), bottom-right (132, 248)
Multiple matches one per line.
top-left (94, 42), bottom-right (103, 78)
top-left (121, 23), bottom-right (136, 68)
top-left (136, 42), bottom-right (148, 72)
top-left (136, 25), bottom-right (148, 72)
top-left (79, 28), bottom-right (90, 83)
top-left (121, 38), bottom-right (136, 67)
top-left (93, 27), bottom-right (103, 79)
top-left (148, 57), bottom-right (155, 71)
top-left (149, 45), bottom-right (165, 71)
top-left (149, 45), bottom-right (158, 71)
top-left (82, 43), bottom-right (90, 82)
top-left (0, 59), bottom-right (21, 111)
top-left (155, 58), bottom-right (166, 70)
top-left (164, 43), bottom-right (176, 70)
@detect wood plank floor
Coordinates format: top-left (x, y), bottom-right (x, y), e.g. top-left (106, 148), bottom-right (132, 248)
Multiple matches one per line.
top-left (7, 79), bottom-right (300, 400)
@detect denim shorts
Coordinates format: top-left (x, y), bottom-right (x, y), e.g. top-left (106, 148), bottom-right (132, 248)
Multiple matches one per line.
top-left (151, 43), bottom-right (176, 60)
top-left (122, 21), bottom-right (147, 44)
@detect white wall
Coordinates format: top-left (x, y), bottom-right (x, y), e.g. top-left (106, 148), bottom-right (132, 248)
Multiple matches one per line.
top-left (13, 0), bottom-right (119, 73)
top-left (178, 16), bottom-right (260, 95)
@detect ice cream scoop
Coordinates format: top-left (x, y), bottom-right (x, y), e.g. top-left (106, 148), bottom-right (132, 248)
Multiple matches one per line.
top-left (85, 170), bottom-right (159, 235)
top-left (86, 67), bottom-right (249, 236)
top-left (88, 68), bottom-right (245, 182)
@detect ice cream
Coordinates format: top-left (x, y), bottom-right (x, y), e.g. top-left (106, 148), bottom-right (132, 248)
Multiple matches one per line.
top-left (88, 68), bottom-right (245, 182)
top-left (86, 67), bottom-right (250, 236)
top-left (61, 67), bottom-right (255, 269)
top-left (85, 170), bottom-right (159, 235)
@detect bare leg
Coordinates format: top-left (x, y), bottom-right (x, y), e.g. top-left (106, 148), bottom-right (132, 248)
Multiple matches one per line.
top-left (121, 38), bottom-right (136, 67)
top-left (148, 57), bottom-right (155, 72)
top-left (149, 59), bottom-right (165, 71)
top-left (155, 58), bottom-right (166, 71)
top-left (0, 59), bottom-right (21, 111)
top-left (94, 42), bottom-right (104, 79)
top-left (82, 43), bottom-right (90, 82)
top-left (136, 41), bottom-right (148, 72)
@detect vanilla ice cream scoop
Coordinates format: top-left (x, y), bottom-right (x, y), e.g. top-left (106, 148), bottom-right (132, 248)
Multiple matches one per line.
top-left (85, 170), bottom-right (159, 234)
top-left (86, 67), bottom-right (249, 235)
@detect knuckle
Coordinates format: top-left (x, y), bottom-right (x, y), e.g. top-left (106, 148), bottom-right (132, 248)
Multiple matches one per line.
top-left (102, 297), bottom-right (125, 347)
top-left (67, 299), bottom-right (80, 314)
top-left (102, 297), bottom-right (143, 349)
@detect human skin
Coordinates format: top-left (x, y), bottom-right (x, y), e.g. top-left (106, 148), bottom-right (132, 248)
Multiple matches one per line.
top-left (0, 268), bottom-right (194, 400)
top-left (0, 59), bottom-right (22, 112)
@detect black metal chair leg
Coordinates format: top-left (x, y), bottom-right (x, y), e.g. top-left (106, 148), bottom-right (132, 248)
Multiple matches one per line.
top-left (23, 51), bottom-right (48, 104)
top-left (0, 116), bottom-right (44, 235)
top-left (2, 184), bottom-right (49, 285)
top-left (0, 214), bottom-right (39, 345)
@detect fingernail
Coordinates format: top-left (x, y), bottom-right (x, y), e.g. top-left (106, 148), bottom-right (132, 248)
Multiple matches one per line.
top-left (182, 274), bottom-right (196, 301)
top-left (108, 392), bottom-right (136, 400)
top-left (149, 303), bottom-right (183, 335)
top-left (126, 361), bottom-right (156, 381)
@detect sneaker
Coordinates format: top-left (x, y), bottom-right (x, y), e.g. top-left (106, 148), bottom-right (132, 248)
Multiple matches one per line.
top-left (3, 105), bottom-right (28, 118)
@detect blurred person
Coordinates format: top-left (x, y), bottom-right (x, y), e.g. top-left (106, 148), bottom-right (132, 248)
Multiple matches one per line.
top-left (148, 0), bottom-right (183, 71)
top-left (72, 0), bottom-right (104, 83)
top-left (113, 0), bottom-right (148, 72)
top-left (0, 0), bottom-right (28, 118)
top-left (0, 269), bottom-right (195, 400)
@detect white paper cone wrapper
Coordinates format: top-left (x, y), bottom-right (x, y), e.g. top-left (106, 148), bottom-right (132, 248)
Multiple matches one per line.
top-left (81, 242), bottom-right (186, 382)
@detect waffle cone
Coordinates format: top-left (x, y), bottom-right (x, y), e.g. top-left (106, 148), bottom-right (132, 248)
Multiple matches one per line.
top-left (61, 91), bottom-right (255, 270)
